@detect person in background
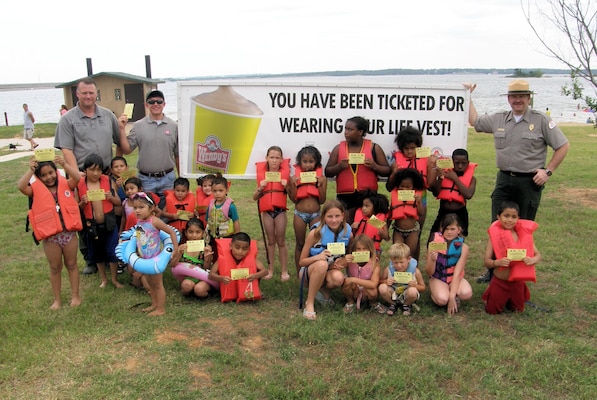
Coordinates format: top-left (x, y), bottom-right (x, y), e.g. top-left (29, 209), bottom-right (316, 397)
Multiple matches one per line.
top-left (60, 105), bottom-right (68, 116)
top-left (54, 77), bottom-right (124, 275)
top-left (118, 90), bottom-right (178, 208)
top-left (466, 79), bottom-right (569, 283)
top-left (23, 103), bottom-right (38, 151)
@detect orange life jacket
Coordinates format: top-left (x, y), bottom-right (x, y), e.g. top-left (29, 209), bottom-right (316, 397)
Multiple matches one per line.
top-left (488, 219), bottom-right (537, 282)
top-left (336, 139), bottom-right (378, 194)
top-left (29, 176), bottom-right (83, 240)
top-left (437, 163), bottom-right (477, 204)
top-left (194, 189), bottom-right (213, 226)
top-left (294, 165), bottom-right (322, 200)
top-left (255, 159), bottom-right (290, 212)
top-left (352, 208), bottom-right (386, 251)
top-left (77, 174), bottom-right (113, 220)
top-left (215, 238), bottom-right (261, 303)
top-left (393, 151), bottom-right (429, 187)
top-left (389, 189), bottom-right (422, 220)
top-left (164, 190), bottom-right (196, 232)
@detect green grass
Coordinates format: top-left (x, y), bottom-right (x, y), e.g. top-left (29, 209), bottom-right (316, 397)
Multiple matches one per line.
top-left (0, 125), bottom-right (596, 399)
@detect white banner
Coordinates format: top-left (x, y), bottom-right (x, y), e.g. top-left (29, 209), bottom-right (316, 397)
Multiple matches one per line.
top-left (178, 81), bottom-right (470, 179)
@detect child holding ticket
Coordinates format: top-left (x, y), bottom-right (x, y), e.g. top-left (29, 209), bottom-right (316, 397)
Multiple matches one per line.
top-left (481, 201), bottom-right (541, 314)
top-left (426, 213), bottom-right (472, 315)
top-left (341, 234), bottom-right (380, 313)
top-left (377, 243), bottom-right (425, 316)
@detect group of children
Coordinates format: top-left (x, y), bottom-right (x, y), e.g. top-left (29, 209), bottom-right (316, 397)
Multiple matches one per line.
top-left (20, 125), bottom-right (542, 318)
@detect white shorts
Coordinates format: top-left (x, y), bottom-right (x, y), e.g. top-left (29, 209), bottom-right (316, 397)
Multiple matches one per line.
top-left (23, 128), bottom-right (34, 140)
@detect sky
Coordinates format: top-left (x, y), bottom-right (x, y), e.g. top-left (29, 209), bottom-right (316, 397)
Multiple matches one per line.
top-left (0, 0), bottom-right (571, 84)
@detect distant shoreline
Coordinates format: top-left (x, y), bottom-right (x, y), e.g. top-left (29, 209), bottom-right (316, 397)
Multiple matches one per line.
top-left (0, 83), bottom-right (60, 91)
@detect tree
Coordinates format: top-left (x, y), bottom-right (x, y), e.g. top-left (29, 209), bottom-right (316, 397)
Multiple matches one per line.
top-left (522, 0), bottom-right (597, 110)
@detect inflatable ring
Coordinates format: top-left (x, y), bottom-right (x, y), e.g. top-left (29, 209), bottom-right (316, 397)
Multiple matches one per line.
top-left (115, 227), bottom-right (180, 275)
top-left (171, 263), bottom-right (220, 289)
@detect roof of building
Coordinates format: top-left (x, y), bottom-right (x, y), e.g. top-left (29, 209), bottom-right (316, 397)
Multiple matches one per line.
top-left (55, 72), bottom-right (165, 88)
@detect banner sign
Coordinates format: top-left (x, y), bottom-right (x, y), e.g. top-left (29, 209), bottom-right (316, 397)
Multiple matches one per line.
top-left (178, 81), bottom-right (470, 179)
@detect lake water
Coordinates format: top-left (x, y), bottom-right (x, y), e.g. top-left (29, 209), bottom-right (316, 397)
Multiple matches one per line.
top-left (0, 74), bottom-right (594, 126)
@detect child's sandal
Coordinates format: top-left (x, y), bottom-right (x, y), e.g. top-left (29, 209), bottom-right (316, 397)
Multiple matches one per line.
top-left (386, 303), bottom-right (397, 316)
top-left (374, 302), bottom-right (387, 314)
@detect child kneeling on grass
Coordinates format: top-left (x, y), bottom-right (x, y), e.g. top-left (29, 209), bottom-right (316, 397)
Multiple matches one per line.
top-left (208, 232), bottom-right (268, 303)
top-left (377, 243), bottom-right (425, 316)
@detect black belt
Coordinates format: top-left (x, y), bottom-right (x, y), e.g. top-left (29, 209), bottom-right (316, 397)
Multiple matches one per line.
top-left (139, 168), bottom-right (173, 178)
top-left (500, 170), bottom-right (536, 177)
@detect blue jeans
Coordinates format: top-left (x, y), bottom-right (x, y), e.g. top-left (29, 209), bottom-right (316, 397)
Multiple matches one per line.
top-left (139, 170), bottom-right (175, 208)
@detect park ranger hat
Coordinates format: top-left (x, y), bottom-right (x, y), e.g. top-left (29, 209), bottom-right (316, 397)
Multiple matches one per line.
top-left (504, 80), bottom-right (533, 95)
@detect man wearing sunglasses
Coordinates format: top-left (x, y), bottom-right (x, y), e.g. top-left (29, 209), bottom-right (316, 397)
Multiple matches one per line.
top-left (118, 90), bottom-right (179, 208)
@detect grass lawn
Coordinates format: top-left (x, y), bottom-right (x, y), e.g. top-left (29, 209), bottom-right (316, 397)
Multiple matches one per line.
top-left (0, 125), bottom-right (595, 399)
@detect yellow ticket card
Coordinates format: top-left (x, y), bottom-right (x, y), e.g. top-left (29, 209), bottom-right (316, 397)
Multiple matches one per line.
top-left (86, 189), bottom-right (106, 201)
top-left (348, 153), bottom-right (365, 164)
top-left (352, 251), bottom-right (370, 263)
top-left (265, 171), bottom-right (281, 182)
top-left (507, 248), bottom-right (527, 261)
top-left (300, 171), bottom-right (317, 183)
top-left (436, 158), bottom-right (454, 169)
top-left (124, 103), bottom-right (134, 119)
top-left (397, 190), bottom-right (415, 201)
top-left (231, 268), bottom-right (250, 280)
top-left (119, 168), bottom-right (137, 181)
top-left (34, 148), bottom-right (55, 161)
top-left (428, 241), bottom-right (447, 252)
top-left (416, 147), bottom-right (431, 158)
top-left (367, 215), bottom-right (386, 229)
top-left (394, 271), bottom-right (414, 284)
top-left (177, 210), bottom-right (191, 221)
top-left (327, 242), bottom-right (346, 255)
top-left (186, 240), bottom-right (205, 253)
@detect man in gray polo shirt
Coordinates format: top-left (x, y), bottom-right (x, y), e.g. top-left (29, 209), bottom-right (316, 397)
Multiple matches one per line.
top-left (55, 77), bottom-right (122, 274)
top-left (466, 79), bottom-right (569, 282)
top-left (118, 90), bottom-right (178, 206)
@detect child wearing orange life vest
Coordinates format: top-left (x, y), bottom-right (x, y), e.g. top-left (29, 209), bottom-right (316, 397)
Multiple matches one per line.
top-left (18, 156), bottom-right (83, 310)
top-left (386, 126), bottom-right (435, 260)
top-left (426, 213), bottom-right (473, 315)
top-left (253, 146), bottom-right (290, 281)
top-left (162, 177), bottom-right (195, 232)
top-left (351, 190), bottom-right (390, 257)
top-left (120, 177), bottom-right (161, 233)
top-left (77, 154), bottom-right (123, 289)
top-left (388, 168), bottom-right (426, 259)
top-left (341, 234), bottom-right (381, 313)
top-left (427, 148), bottom-right (477, 242)
top-left (482, 201), bottom-right (541, 314)
top-left (208, 232), bottom-right (268, 302)
top-left (287, 145), bottom-right (327, 275)
top-left (195, 174), bottom-right (215, 226)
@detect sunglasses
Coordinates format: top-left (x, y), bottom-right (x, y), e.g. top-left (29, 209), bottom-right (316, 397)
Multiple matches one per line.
top-left (147, 99), bottom-right (164, 105)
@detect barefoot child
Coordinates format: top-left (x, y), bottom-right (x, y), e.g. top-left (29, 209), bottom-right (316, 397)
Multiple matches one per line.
top-left (287, 145), bottom-right (327, 275)
top-left (169, 218), bottom-right (215, 298)
top-left (377, 243), bottom-right (425, 316)
top-left (253, 146), bottom-right (290, 281)
top-left (342, 234), bottom-right (380, 313)
top-left (18, 156), bottom-right (83, 309)
top-left (130, 192), bottom-right (179, 315)
top-left (426, 213), bottom-right (473, 315)
top-left (77, 154), bottom-right (123, 288)
top-left (482, 201), bottom-right (541, 314)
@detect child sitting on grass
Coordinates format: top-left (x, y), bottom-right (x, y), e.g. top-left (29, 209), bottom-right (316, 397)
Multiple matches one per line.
top-left (377, 243), bottom-right (425, 316)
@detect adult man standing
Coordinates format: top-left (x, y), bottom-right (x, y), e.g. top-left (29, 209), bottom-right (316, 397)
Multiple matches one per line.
top-left (466, 79), bottom-right (569, 282)
top-left (118, 90), bottom-right (178, 204)
top-left (54, 77), bottom-right (123, 274)
top-left (23, 103), bottom-right (38, 151)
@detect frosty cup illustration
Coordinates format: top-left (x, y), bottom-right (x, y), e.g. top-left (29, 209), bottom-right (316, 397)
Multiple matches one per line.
top-left (190, 86), bottom-right (263, 175)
